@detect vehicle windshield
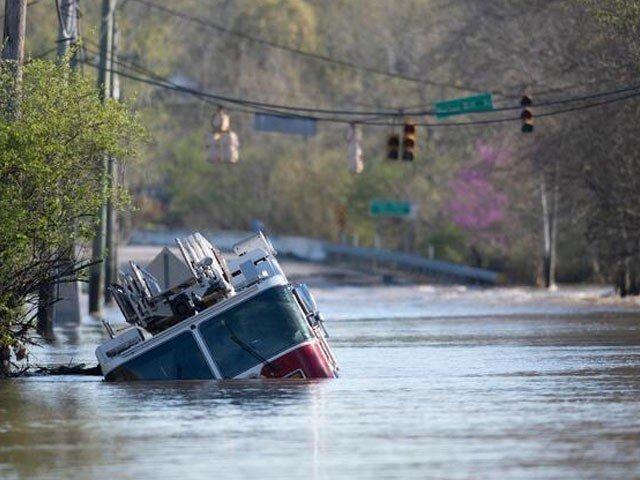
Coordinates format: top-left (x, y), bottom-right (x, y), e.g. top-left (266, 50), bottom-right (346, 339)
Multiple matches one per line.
top-left (198, 285), bottom-right (314, 378)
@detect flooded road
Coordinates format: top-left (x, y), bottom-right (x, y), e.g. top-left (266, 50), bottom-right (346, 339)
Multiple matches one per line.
top-left (2, 285), bottom-right (640, 479)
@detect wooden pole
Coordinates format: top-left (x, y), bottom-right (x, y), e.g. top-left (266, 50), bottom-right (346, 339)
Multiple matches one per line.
top-left (2, 0), bottom-right (26, 119)
top-left (89, 0), bottom-right (115, 314)
top-left (0, 0), bottom-right (26, 375)
top-left (104, 18), bottom-right (120, 304)
top-left (50, 0), bottom-right (83, 328)
top-left (549, 157), bottom-right (559, 289)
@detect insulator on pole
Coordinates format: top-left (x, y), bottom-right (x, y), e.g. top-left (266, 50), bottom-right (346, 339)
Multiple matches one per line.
top-left (347, 123), bottom-right (364, 173)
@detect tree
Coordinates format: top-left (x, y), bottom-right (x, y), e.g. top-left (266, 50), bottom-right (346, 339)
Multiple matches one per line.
top-left (0, 59), bottom-right (143, 376)
top-left (579, 0), bottom-right (640, 58)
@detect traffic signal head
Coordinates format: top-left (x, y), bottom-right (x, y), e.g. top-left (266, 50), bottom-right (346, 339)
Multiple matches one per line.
top-left (520, 95), bottom-right (533, 133)
top-left (402, 123), bottom-right (416, 161)
top-left (387, 133), bottom-right (400, 160)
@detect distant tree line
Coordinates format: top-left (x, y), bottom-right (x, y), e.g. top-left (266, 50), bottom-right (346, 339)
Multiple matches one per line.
top-left (16, 0), bottom-right (640, 295)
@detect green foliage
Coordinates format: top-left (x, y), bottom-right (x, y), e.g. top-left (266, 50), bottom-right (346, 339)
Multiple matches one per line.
top-left (0, 60), bottom-right (143, 371)
top-left (24, 0), bottom-right (638, 290)
top-left (580, 0), bottom-right (640, 45)
top-left (238, 0), bottom-right (318, 50)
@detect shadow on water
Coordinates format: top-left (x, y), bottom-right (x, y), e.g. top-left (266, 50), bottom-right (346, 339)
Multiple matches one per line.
top-left (104, 378), bottom-right (326, 409)
top-left (0, 377), bottom-right (329, 480)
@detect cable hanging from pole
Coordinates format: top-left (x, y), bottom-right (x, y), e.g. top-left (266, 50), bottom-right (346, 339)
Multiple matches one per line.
top-left (80, 45), bottom-right (640, 124)
top-left (126, 0), bottom-right (506, 97)
top-left (78, 53), bottom-right (640, 128)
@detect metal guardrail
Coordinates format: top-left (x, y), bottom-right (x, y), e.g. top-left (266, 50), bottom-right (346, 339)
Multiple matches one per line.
top-left (129, 230), bottom-right (499, 285)
top-left (324, 243), bottom-right (499, 285)
top-left (128, 230), bottom-right (327, 261)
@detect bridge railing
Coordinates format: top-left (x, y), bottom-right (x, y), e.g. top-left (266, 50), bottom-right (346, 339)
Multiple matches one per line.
top-left (324, 243), bottom-right (498, 285)
top-left (128, 229), bottom-right (499, 285)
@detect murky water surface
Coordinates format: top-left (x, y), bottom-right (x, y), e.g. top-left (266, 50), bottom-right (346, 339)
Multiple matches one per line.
top-left (2, 285), bottom-right (640, 479)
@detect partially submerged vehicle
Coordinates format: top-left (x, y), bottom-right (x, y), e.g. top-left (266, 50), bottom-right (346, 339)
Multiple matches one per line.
top-left (96, 232), bottom-right (338, 381)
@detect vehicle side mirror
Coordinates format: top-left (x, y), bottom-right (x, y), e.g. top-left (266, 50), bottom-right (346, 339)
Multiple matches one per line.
top-left (292, 284), bottom-right (318, 316)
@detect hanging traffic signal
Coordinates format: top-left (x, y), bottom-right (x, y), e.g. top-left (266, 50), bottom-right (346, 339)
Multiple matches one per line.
top-left (521, 95), bottom-right (533, 133)
top-left (208, 107), bottom-right (239, 163)
top-left (387, 133), bottom-right (400, 160)
top-left (402, 122), bottom-right (416, 161)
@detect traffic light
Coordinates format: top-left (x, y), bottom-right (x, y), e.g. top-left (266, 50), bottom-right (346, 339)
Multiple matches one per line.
top-left (521, 95), bottom-right (533, 133)
top-left (208, 107), bottom-right (239, 163)
top-left (387, 133), bottom-right (400, 160)
top-left (402, 122), bottom-right (416, 161)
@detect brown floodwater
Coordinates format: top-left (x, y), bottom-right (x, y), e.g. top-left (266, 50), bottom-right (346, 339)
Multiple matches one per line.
top-left (1, 285), bottom-right (640, 479)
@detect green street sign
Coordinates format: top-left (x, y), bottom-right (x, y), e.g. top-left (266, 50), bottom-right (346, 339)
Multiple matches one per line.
top-left (369, 199), bottom-right (414, 217)
top-left (435, 93), bottom-right (493, 119)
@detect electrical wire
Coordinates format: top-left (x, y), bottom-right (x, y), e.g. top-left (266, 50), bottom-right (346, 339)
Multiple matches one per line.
top-left (84, 46), bottom-right (640, 123)
top-left (79, 54), bottom-right (640, 128)
top-left (105, 0), bottom-right (640, 118)
top-left (363, 90), bottom-right (640, 127)
top-left (127, 0), bottom-right (504, 97)
top-left (81, 51), bottom-right (330, 118)
top-left (81, 48), bottom-right (384, 122)
top-left (140, 0), bottom-right (622, 103)
top-left (81, 39), bottom-right (408, 113)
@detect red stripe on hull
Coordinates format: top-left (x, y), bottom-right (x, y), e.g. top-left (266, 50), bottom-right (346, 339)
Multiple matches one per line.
top-left (261, 341), bottom-right (336, 379)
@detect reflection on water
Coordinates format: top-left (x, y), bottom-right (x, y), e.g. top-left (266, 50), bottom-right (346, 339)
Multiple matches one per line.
top-left (1, 286), bottom-right (640, 479)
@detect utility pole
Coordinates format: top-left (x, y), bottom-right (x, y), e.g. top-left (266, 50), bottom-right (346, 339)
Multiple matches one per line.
top-left (2, 0), bottom-right (27, 118)
top-left (1, 0), bottom-right (26, 374)
top-left (548, 158), bottom-right (560, 289)
top-left (89, 0), bottom-right (115, 314)
top-left (540, 164), bottom-right (559, 290)
top-left (104, 18), bottom-right (120, 304)
top-left (56, 0), bottom-right (78, 68)
top-left (50, 0), bottom-right (82, 330)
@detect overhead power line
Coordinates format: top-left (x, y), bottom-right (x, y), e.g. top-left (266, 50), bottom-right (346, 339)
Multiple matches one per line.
top-left (81, 38), bottom-right (419, 113)
top-left (82, 47), bottom-right (369, 119)
top-left (129, 0), bottom-right (640, 106)
top-left (79, 53), bottom-right (640, 128)
top-left (127, 0), bottom-right (506, 97)
top-left (364, 90), bottom-right (640, 127)
top-left (83, 46), bottom-right (640, 122)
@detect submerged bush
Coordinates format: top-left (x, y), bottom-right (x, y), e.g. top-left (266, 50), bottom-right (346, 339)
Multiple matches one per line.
top-left (0, 59), bottom-right (143, 376)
